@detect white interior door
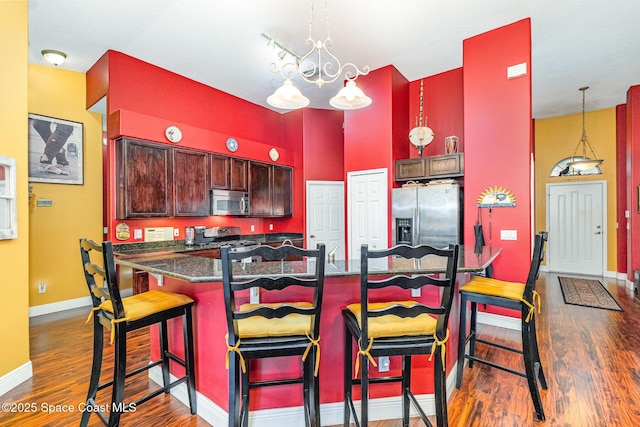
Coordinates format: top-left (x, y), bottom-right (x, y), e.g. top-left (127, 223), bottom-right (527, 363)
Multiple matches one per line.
top-left (547, 181), bottom-right (606, 276)
top-left (347, 168), bottom-right (388, 259)
top-left (305, 181), bottom-right (345, 260)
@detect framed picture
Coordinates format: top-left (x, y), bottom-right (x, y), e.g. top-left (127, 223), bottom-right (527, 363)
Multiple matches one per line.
top-left (28, 113), bottom-right (83, 185)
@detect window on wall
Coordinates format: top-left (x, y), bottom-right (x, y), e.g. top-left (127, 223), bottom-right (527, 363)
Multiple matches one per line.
top-left (0, 156), bottom-right (17, 239)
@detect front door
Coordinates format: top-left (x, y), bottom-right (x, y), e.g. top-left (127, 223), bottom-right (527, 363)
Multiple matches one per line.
top-left (347, 168), bottom-right (388, 259)
top-left (547, 181), bottom-right (606, 276)
top-left (306, 181), bottom-right (345, 260)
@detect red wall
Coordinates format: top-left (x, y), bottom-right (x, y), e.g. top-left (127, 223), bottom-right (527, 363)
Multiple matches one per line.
top-left (627, 86), bottom-right (640, 280)
top-left (463, 19), bottom-right (533, 284)
top-left (409, 68), bottom-right (464, 159)
top-left (302, 108), bottom-right (345, 182)
top-left (616, 104), bottom-right (628, 274)
top-left (86, 51), bottom-right (305, 241)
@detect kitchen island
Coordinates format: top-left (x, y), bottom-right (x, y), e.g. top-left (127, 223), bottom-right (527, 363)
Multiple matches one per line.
top-left (115, 245), bottom-right (501, 426)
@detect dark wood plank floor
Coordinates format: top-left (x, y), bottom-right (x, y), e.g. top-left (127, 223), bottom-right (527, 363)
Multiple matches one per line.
top-left (1, 272), bottom-right (639, 426)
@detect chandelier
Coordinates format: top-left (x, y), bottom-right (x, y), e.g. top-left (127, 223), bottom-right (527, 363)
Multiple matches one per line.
top-left (265, 0), bottom-right (371, 110)
top-left (566, 86), bottom-right (603, 172)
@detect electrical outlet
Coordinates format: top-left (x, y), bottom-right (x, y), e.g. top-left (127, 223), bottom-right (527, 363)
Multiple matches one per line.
top-left (39, 282), bottom-right (46, 293)
top-left (173, 228), bottom-right (180, 237)
top-left (134, 229), bottom-right (142, 240)
top-left (269, 224), bottom-right (273, 231)
top-left (250, 287), bottom-right (260, 304)
top-left (378, 356), bottom-right (390, 372)
top-left (250, 225), bottom-right (255, 232)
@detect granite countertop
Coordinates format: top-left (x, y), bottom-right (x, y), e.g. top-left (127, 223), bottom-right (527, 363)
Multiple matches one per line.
top-left (114, 232), bottom-right (304, 256)
top-left (115, 245), bottom-right (502, 283)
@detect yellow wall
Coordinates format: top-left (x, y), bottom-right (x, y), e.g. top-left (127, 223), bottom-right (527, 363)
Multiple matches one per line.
top-left (28, 65), bottom-right (103, 307)
top-left (0, 0), bottom-right (30, 378)
top-left (535, 108), bottom-right (617, 271)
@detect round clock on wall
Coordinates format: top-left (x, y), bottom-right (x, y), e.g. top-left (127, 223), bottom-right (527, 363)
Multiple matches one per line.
top-left (226, 137), bottom-right (239, 152)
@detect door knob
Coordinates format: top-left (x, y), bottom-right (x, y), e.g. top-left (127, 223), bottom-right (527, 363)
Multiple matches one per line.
top-left (594, 231), bottom-right (602, 235)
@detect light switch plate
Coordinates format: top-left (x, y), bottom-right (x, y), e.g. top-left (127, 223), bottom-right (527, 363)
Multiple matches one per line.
top-left (500, 230), bottom-right (518, 240)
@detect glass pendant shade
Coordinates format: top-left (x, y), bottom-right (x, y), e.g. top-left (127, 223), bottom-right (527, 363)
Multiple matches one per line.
top-left (329, 81), bottom-right (372, 110)
top-left (267, 80), bottom-right (310, 110)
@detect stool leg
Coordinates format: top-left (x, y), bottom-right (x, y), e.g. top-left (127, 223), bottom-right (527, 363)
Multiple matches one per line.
top-left (522, 311), bottom-right (545, 421)
top-left (80, 316), bottom-right (105, 427)
top-left (241, 363), bottom-right (250, 427)
top-left (401, 355), bottom-right (411, 426)
top-left (228, 351), bottom-right (240, 427)
top-left (108, 325), bottom-right (127, 427)
top-left (530, 313), bottom-right (548, 389)
top-left (456, 293), bottom-right (468, 388)
top-left (469, 301), bottom-right (478, 367)
top-left (361, 343), bottom-right (369, 427)
top-left (434, 345), bottom-right (448, 427)
top-left (160, 320), bottom-right (170, 390)
top-left (183, 307), bottom-right (197, 414)
top-left (343, 327), bottom-right (353, 427)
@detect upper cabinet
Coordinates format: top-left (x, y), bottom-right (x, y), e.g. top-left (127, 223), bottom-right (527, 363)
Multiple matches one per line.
top-left (174, 149), bottom-right (209, 217)
top-left (210, 155), bottom-right (247, 191)
top-left (395, 153), bottom-right (464, 181)
top-left (249, 162), bottom-right (292, 217)
top-left (117, 137), bottom-right (209, 219)
top-left (116, 138), bottom-right (173, 218)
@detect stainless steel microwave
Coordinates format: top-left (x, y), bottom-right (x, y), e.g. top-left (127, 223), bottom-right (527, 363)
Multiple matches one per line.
top-left (210, 189), bottom-right (249, 216)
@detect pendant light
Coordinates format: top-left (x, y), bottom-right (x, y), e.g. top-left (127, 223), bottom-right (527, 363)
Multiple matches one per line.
top-left (566, 86), bottom-right (603, 172)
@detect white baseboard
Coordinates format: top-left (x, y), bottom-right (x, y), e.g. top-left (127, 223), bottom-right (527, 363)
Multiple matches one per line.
top-left (149, 363), bottom-right (460, 426)
top-left (476, 311), bottom-right (521, 331)
top-left (28, 289), bottom-right (133, 318)
top-left (0, 361), bottom-right (33, 397)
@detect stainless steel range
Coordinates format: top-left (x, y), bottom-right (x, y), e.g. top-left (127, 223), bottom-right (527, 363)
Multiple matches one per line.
top-left (193, 226), bottom-right (261, 261)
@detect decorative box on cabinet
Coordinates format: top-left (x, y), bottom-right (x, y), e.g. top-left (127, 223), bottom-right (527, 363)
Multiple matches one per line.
top-left (394, 153), bottom-right (464, 181)
top-left (116, 138), bottom-right (173, 219)
top-left (427, 153), bottom-right (464, 178)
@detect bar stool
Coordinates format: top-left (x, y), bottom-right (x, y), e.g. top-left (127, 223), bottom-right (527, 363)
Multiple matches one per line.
top-left (79, 239), bottom-right (197, 426)
top-left (221, 243), bottom-right (325, 427)
top-left (456, 231), bottom-right (548, 420)
top-left (343, 243), bottom-right (460, 427)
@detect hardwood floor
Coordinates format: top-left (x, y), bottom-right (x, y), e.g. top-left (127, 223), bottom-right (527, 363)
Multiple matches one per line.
top-left (1, 272), bottom-right (639, 426)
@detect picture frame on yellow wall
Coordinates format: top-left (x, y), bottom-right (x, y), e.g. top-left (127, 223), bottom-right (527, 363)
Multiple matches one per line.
top-left (28, 113), bottom-right (83, 185)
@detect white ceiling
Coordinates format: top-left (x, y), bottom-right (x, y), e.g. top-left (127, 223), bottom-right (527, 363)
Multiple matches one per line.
top-left (28, 0), bottom-right (640, 119)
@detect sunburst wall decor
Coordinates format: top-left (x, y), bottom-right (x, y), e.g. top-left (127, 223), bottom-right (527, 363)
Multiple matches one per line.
top-left (477, 186), bottom-right (516, 207)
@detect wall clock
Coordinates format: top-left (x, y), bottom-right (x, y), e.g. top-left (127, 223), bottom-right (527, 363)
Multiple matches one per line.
top-left (226, 137), bottom-right (239, 152)
top-left (165, 125), bottom-right (182, 143)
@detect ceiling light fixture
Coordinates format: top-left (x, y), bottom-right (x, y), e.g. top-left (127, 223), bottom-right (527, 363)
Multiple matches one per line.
top-left (41, 49), bottom-right (67, 66)
top-left (265, 0), bottom-right (371, 110)
top-left (566, 86), bottom-right (603, 172)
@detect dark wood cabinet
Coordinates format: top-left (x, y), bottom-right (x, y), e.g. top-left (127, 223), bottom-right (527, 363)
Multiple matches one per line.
top-left (248, 162), bottom-right (273, 216)
top-left (230, 158), bottom-right (248, 191)
top-left (249, 162), bottom-right (293, 217)
top-left (395, 153), bottom-right (464, 181)
top-left (116, 138), bottom-right (172, 218)
top-left (210, 154), bottom-right (230, 189)
top-left (272, 165), bottom-right (293, 216)
top-left (210, 156), bottom-right (247, 191)
top-left (174, 149), bottom-right (209, 217)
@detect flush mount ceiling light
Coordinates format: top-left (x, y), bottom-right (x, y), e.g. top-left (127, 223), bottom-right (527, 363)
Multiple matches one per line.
top-left (41, 49), bottom-right (67, 66)
top-left (566, 86), bottom-right (603, 173)
top-left (265, 0), bottom-right (371, 110)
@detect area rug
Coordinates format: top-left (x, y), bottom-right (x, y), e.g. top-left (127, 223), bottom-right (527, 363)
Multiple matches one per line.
top-left (558, 276), bottom-right (623, 311)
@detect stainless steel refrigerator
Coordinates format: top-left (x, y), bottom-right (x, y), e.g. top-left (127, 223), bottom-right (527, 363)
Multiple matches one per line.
top-left (392, 180), bottom-right (462, 249)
